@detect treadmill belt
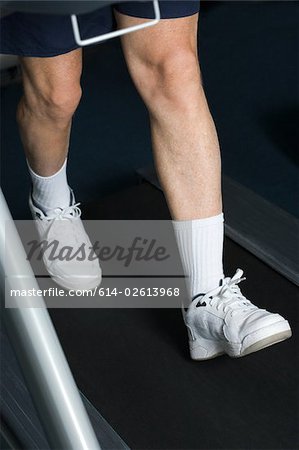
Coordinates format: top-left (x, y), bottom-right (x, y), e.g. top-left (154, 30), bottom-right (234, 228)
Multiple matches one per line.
top-left (0, 326), bottom-right (130, 450)
top-left (49, 182), bottom-right (298, 450)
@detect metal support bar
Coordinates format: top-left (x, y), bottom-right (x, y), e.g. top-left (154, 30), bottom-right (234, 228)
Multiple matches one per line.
top-left (0, 189), bottom-right (101, 450)
top-left (71, 0), bottom-right (161, 46)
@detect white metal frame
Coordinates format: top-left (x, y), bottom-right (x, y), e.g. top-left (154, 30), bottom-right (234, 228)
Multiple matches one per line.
top-left (71, 0), bottom-right (161, 46)
top-left (0, 189), bottom-right (101, 450)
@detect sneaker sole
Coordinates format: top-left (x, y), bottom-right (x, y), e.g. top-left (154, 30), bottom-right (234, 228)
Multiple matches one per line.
top-left (235, 328), bottom-right (292, 358)
top-left (191, 351), bottom-right (226, 361)
top-left (233, 319), bottom-right (292, 358)
top-left (190, 320), bottom-right (292, 361)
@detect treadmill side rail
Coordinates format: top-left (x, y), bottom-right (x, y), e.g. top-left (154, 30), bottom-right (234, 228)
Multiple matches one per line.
top-left (0, 189), bottom-right (101, 450)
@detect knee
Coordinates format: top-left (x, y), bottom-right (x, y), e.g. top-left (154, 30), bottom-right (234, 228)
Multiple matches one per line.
top-left (129, 49), bottom-right (202, 115)
top-left (43, 84), bottom-right (82, 121)
top-left (18, 81), bottom-right (82, 125)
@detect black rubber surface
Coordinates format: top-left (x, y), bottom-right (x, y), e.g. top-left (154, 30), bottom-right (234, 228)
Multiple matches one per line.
top-left (0, 325), bottom-right (130, 450)
top-left (50, 182), bottom-right (298, 450)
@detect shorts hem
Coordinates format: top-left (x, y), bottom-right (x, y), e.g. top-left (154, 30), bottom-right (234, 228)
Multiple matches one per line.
top-left (0, 46), bottom-right (80, 58)
top-left (114, 8), bottom-right (199, 20)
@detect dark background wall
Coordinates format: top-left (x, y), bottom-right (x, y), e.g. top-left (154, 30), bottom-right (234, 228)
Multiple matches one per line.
top-left (1, 1), bottom-right (298, 218)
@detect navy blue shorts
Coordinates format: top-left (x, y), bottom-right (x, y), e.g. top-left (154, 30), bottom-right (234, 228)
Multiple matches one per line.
top-left (0, 1), bottom-right (200, 57)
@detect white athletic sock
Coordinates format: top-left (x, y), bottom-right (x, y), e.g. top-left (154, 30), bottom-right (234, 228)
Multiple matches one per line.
top-left (172, 213), bottom-right (224, 299)
top-left (27, 159), bottom-right (70, 214)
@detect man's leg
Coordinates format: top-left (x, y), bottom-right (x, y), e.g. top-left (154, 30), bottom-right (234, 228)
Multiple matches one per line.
top-left (116, 13), bottom-right (221, 220)
top-left (115, 12), bottom-right (223, 296)
top-left (16, 50), bottom-right (101, 290)
top-left (116, 11), bottom-right (291, 358)
top-left (18, 50), bottom-right (82, 175)
top-left (17, 50), bottom-right (82, 211)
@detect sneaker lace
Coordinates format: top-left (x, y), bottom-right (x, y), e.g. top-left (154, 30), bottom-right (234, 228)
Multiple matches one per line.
top-left (208, 269), bottom-right (257, 317)
top-left (39, 203), bottom-right (83, 243)
top-left (43, 203), bottom-right (82, 221)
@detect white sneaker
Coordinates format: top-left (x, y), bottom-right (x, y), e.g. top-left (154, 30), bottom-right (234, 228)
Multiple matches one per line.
top-left (29, 189), bottom-right (102, 291)
top-left (183, 269), bottom-right (292, 360)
